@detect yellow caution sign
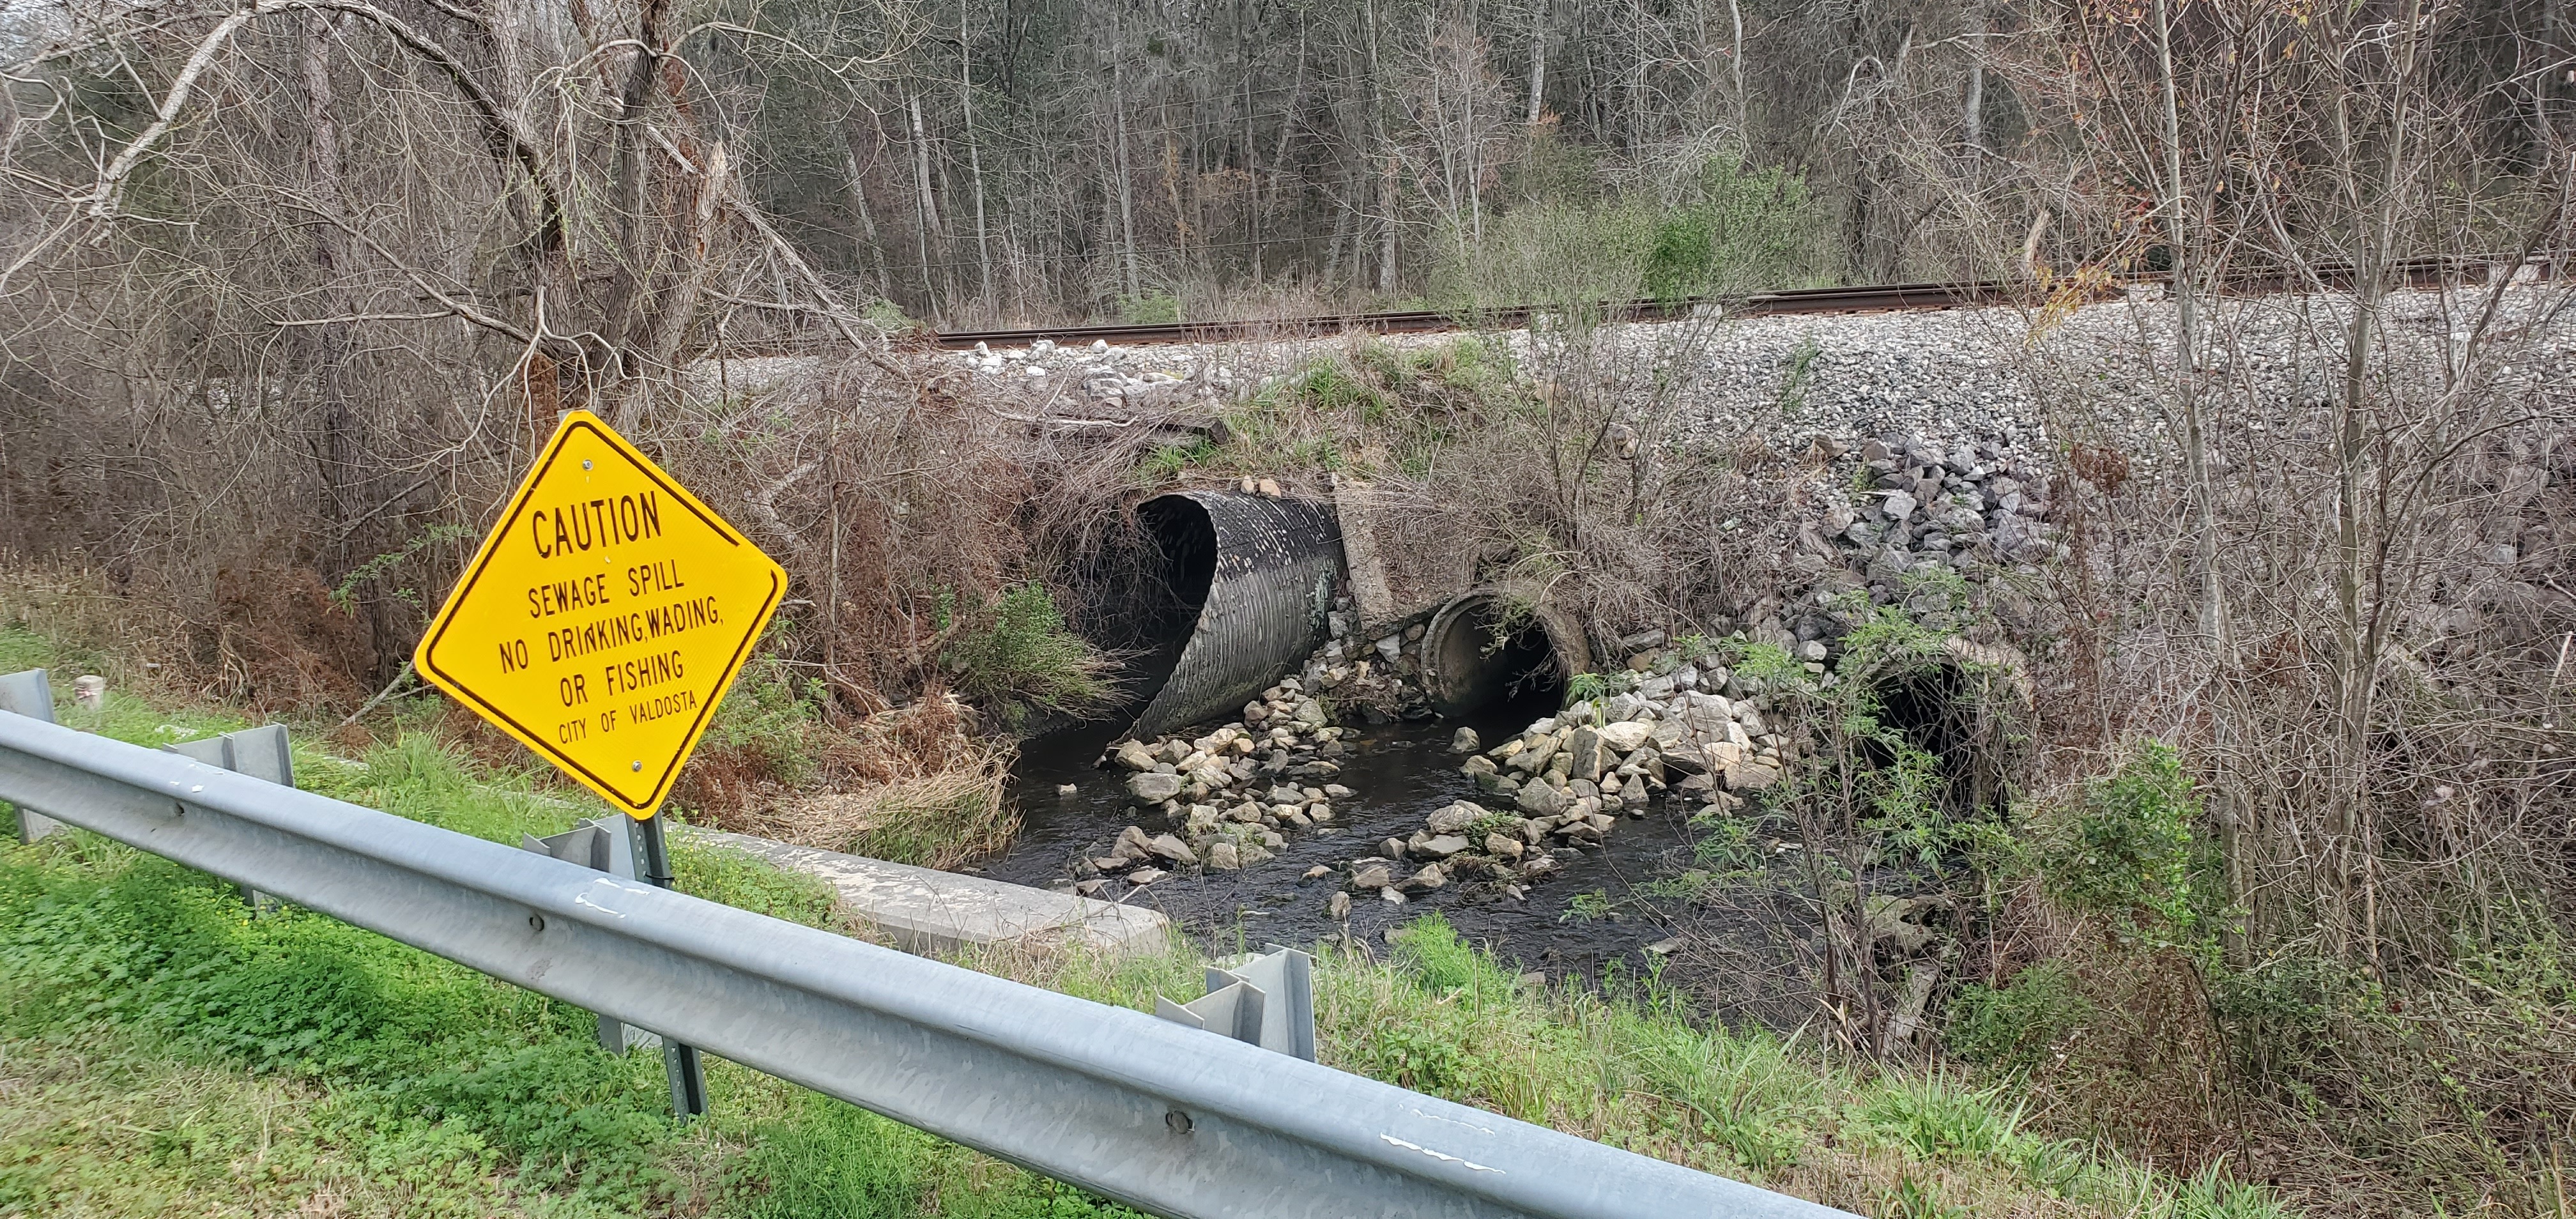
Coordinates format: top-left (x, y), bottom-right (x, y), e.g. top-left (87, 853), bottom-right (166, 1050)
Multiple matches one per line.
top-left (415, 411), bottom-right (786, 819)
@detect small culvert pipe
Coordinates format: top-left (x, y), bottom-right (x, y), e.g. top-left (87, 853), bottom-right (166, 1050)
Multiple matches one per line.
top-left (1130, 491), bottom-right (1342, 737)
top-left (1417, 587), bottom-right (1592, 717)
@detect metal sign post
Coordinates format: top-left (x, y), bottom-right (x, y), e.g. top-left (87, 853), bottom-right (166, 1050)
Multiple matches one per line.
top-left (410, 409), bottom-right (783, 1123)
top-left (523, 812), bottom-right (705, 1120)
top-left (636, 811), bottom-right (707, 1119)
top-left (1155, 944), bottom-right (1317, 1061)
top-left (165, 723), bottom-right (293, 910)
top-left (521, 816), bottom-right (650, 1054)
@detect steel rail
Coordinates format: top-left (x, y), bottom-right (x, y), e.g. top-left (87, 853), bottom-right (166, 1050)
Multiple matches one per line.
top-left (924, 253), bottom-right (2556, 349)
top-left (929, 280), bottom-right (2019, 349)
top-left (0, 710), bottom-right (1853, 1219)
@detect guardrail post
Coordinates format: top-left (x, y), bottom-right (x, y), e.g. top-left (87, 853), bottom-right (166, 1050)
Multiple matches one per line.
top-left (165, 724), bottom-right (293, 910)
top-left (522, 816), bottom-right (661, 1057)
top-left (0, 670), bottom-right (63, 842)
top-left (1156, 944), bottom-right (1316, 1061)
top-left (637, 812), bottom-right (708, 1121)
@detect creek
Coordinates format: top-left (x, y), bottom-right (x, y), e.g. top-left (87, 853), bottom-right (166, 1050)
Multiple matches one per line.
top-left (981, 692), bottom-right (1703, 984)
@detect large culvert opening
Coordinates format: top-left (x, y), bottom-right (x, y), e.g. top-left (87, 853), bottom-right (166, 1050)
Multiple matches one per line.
top-left (1423, 594), bottom-right (1570, 719)
top-left (1057, 496), bottom-right (1215, 719)
top-left (1059, 490), bottom-right (1344, 736)
top-left (1865, 657), bottom-right (2016, 815)
top-left (1112, 496), bottom-right (1217, 710)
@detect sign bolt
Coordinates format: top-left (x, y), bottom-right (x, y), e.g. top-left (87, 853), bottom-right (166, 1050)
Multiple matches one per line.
top-left (583, 459), bottom-right (594, 470)
top-left (631, 760), bottom-right (643, 772)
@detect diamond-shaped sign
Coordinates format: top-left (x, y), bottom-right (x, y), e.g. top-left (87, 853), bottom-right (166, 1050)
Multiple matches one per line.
top-left (414, 411), bottom-right (786, 818)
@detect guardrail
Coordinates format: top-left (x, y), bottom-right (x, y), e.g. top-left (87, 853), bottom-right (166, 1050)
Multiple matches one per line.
top-left (0, 698), bottom-right (1855, 1218)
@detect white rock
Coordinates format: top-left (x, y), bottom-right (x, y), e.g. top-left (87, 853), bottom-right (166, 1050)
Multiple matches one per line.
top-left (1597, 721), bottom-right (1654, 752)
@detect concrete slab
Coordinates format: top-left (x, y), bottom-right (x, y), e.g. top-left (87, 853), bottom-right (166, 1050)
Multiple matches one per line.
top-left (684, 828), bottom-right (1172, 959)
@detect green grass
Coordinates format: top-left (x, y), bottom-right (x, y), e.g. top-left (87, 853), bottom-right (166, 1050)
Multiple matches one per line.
top-left (0, 760), bottom-right (1137, 1218)
top-left (0, 831), bottom-right (2292, 1218)
top-left (1149, 337), bottom-right (1519, 485)
top-left (1298, 914), bottom-right (2291, 1218)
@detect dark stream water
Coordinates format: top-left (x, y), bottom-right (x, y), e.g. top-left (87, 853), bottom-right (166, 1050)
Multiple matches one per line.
top-left (977, 693), bottom-right (1703, 983)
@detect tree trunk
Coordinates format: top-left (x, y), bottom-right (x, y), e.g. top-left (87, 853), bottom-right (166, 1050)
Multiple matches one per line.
top-left (1365, 0), bottom-right (1396, 291)
top-left (842, 131), bottom-right (885, 298)
top-left (961, 10), bottom-right (994, 317)
top-left (1526, 0), bottom-right (1548, 125)
top-left (301, 12), bottom-right (353, 533)
top-left (1322, 180), bottom-right (1355, 285)
top-left (1110, 6), bottom-right (1141, 299)
top-left (2154, 0), bottom-right (2227, 661)
top-left (908, 89), bottom-right (944, 318)
top-left (1961, 0), bottom-right (1986, 153)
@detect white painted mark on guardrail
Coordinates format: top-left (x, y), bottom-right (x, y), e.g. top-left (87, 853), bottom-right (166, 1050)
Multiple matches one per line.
top-left (1410, 1108), bottom-right (1498, 1135)
top-left (575, 878), bottom-right (640, 918)
top-left (1380, 1135), bottom-right (1503, 1173)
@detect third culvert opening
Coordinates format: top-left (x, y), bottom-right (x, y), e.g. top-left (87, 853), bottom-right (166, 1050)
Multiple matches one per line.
top-left (1421, 592), bottom-right (1577, 719)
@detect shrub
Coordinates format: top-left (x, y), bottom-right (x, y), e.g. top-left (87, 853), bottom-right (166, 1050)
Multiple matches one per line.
top-left (1390, 911), bottom-right (1491, 995)
top-left (1432, 157), bottom-right (1827, 309)
top-left (1688, 812), bottom-right (1765, 872)
top-left (2042, 740), bottom-right (2207, 947)
top-left (1116, 291), bottom-right (1181, 325)
top-left (1290, 358), bottom-right (1391, 418)
top-left (701, 658), bottom-right (830, 786)
top-left (1138, 437), bottom-right (1216, 482)
top-left (942, 583), bottom-right (1116, 719)
top-left (1944, 962), bottom-right (2089, 1071)
top-left (1644, 210), bottom-right (1718, 302)
top-left (787, 767), bottom-right (1017, 870)
top-left (1855, 1072), bottom-right (2033, 1163)
top-left (861, 298), bottom-right (917, 332)
top-left (1356, 1023), bottom-right (1467, 1092)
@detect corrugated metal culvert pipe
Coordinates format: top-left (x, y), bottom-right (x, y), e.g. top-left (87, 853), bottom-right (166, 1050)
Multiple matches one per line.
top-left (1418, 587), bottom-right (1591, 717)
top-left (1130, 491), bottom-right (1343, 737)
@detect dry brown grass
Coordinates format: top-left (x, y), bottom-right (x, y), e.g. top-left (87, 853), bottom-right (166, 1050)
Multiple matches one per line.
top-left (0, 555), bottom-right (193, 693)
top-left (683, 693), bottom-right (1021, 870)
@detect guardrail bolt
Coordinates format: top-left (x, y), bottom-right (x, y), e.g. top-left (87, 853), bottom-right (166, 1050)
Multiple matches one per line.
top-left (1165, 1109), bottom-right (1192, 1135)
top-left (528, 914), bottom-right (546, 931)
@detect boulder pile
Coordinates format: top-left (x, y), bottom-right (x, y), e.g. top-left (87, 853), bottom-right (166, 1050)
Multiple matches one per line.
top-left (1075, 676), bottom-right (1356, 894)
top-left (1465, 650), bottom-right (1798, 813)
top-left (1827, 434), bottom-right (2061, 596)
top-left (1666, 429), bottom-right (2063, 670)
top-left (1335, 796), bottom-right (1571, 906)
top-left (1292, 588), bottom-right (1432, 723)
top-left (954, 337), bottom-right (1254, 411)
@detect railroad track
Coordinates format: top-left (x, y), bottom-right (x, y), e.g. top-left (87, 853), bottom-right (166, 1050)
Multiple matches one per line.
top-left (931, 279), bottom-right (2023, 349)
top-left (927, 254), bottom-right (2557, 350)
